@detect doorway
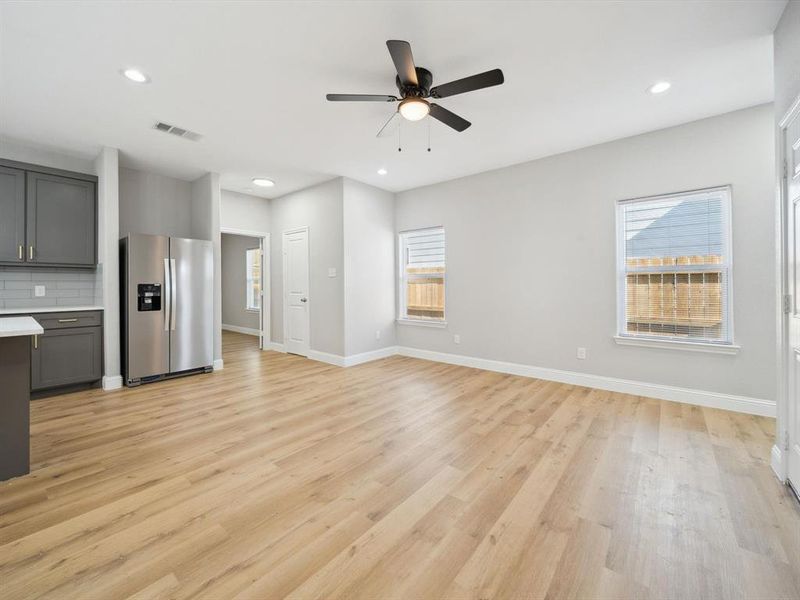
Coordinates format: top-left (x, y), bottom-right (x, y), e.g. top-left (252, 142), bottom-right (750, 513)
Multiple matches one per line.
top-left (282, 226), bottom-right (310, 356)
top-left (778, 93), bottom-right (800, 493)
top-left (220, 228), bottom-right (270, 351)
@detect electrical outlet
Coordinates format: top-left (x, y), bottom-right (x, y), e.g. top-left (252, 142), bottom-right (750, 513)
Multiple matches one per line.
top-left (34, 285), bottom-right (46, 297)
top-left (453, 334), bottom-right (461, 344)
top-left (375, 330), bottom-right (381, 340)
top-left (577, 347), bottom-right (587, 360)
top-left (328, 267), bottom-right (337, 278)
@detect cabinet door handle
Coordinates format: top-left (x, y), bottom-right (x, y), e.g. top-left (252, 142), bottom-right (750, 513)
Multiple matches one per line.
top-left (18, 245), bottom-right (23, 260)
top-left (28, 246), bottom-right (34, 260)
top-left (58, 318), bottom-right (78, 323)
top-left (33, 335), bottom-right (38, 350)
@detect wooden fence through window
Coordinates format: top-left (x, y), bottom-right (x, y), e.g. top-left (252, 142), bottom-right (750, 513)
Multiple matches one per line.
top-left (625, 255), bottom-right (723, 338)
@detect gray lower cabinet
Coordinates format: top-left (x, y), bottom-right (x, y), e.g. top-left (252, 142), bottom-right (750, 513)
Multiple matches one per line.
top-left (30, 311), bottom-right (103, 392)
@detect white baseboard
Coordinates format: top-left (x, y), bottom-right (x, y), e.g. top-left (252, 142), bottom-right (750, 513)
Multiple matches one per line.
top-left (771, 445), bottom-right (786, 481)
top-left (213, 358), bottom-right (224, 371)
top-left (222, 324), bottom-right (260, 337)
top-left (102, 375), bottom-right (123, 391)
top-left (307, 350), bottom-right (346, 367)
top-left (306, 346), bottom-right (399, 368)
top-left (344, 345), bottom-right (400, 367)
top-left (395, 346), bottom-right (776, 418)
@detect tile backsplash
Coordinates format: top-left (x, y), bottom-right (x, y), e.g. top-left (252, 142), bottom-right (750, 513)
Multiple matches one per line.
top-left (0, 266), bottom-right (103, 310)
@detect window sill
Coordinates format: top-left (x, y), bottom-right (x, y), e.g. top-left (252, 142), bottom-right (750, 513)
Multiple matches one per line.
top-left (397, 318), bottom-right (447, 329)
top-left (613, 335), bottom-right (740, 355)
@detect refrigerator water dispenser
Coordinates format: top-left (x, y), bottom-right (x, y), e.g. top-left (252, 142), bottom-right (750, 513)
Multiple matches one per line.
top-left (137, 283), bottom-right (162, 311)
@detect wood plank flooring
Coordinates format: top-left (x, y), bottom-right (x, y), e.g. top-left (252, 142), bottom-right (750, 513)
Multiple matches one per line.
top-left (1, 331), bottom-right (798, 599)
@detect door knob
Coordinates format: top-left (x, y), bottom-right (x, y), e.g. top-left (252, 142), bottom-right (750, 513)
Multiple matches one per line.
top-left (300, 297), bottom-right (307, 303)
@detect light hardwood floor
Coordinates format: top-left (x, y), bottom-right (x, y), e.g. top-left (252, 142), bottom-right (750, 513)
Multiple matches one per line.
top-left (1, 331), bottom-right (798, 599)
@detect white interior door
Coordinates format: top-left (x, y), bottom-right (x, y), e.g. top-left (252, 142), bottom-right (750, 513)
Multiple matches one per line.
top-left (283, 227), bottom-right (310, 356)
top-left (785, 107), bottom-right (800, 491)
top-left (258, 239), bottom-right (265, 351)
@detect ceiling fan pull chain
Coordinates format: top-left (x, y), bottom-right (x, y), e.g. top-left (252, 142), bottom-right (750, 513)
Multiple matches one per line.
top-left (398, 118), bottom-right (402, 152)
top-left (427, 117), bottom-right (431, 152)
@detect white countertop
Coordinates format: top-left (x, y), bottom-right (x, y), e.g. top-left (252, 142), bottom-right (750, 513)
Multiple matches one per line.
top-left (0, 317), bottom-right (44, 338)
top-left (0, 306), bottom-right (104, 315)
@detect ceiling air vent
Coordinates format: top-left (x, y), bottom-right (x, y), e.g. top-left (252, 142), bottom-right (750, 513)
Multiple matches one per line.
top-left (153, 121), bottom-right (202, 141)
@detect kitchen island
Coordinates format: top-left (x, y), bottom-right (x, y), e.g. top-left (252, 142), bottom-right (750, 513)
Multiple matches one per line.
top-left (0, 316), bottom-right (44, 481)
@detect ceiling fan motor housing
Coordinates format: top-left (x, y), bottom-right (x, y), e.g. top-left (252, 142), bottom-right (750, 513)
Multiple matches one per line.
top-left (396, 67), bottom-right (433, 98)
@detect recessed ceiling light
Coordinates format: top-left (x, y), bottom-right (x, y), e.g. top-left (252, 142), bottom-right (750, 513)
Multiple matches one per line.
top-left (122, 68), bottom-right (150, 83)
top-left (252, 178), bottom-right (275, 187)
top-left (377, 168), bottom-right (388, 175)
top-left (648, 81), bottom-right (671, 95)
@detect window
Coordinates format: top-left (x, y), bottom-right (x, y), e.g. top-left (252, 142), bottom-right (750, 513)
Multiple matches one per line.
top-left (399, 227), bottom-right (445, 323)
top-left (616, 186), bottom-right (733, 347)
top-left (246, 247), bottom-right (261, 311)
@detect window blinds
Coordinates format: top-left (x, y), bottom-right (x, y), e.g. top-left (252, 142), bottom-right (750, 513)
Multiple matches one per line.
top-left (245, 248), bottom-right (261, 311)
top-left (404, 227), bottom-right (445, 268)
top-left (618, 187), bottom-right (732, 344)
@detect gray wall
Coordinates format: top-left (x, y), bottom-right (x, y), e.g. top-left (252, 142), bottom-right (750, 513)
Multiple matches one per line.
top-left (221, 190), bottom-right (271, 233)
top-left (119, 167), bottom-right (193, 238)
top-left (395, 104), bottom-right (776, 401)
top-left (343, 178), bottom-right (396, 356)
top-left (774, 1), bottom-right (800, 121)
top-left (221, 233), bottom-right (260, 331)
top-left (270, 178), bottom-right (344, 355)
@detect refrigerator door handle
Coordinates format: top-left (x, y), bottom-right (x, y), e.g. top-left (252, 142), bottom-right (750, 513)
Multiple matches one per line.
top-left (163, 258), bottom-right (171, 331)
top-left (170, 258), bottom-right (177, 331)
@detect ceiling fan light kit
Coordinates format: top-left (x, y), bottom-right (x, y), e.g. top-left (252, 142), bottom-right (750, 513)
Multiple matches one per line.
top-left (398, 98), bottom-right (430, 121)
top-left (326, 40), bottom-right (504, 139)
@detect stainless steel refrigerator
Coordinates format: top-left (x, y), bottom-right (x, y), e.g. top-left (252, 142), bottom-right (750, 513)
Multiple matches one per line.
top-left (121, 234), bottom-right (213, 386)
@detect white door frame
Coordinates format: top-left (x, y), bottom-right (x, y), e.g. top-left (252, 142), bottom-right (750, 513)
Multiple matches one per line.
top-left (220, 227), bottom-right (271, 351)
top-left (775, 92), bottom-right (800, 484)
top-left (282, 226), bottom-right (310, 356)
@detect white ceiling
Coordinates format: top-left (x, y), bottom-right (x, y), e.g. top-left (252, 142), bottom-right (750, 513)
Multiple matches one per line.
top-left (0, 1), bottom-right (786, 198)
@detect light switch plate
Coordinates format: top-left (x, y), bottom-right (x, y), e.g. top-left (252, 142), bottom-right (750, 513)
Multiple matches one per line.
top-left (34, 285), bottom-right (46, 297)
top-left (577, 347), bottom-right (587, 359)
top-left (328, 267), bottom-right (337, 278)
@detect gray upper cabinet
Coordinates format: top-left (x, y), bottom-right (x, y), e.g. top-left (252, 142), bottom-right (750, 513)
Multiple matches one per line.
top-left (26, 172), bottom-right (96, 267)
top-left (0, 166), bottom-right (26, 263)
top-left (0, 159), bottom-right (97, 268)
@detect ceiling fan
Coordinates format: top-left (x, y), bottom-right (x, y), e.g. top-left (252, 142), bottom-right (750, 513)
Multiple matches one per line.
top-left (326, 40), bottom-right (504, 137)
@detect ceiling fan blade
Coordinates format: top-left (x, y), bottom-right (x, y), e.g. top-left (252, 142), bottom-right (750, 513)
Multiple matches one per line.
top-left (376, 111), bottom-right (400, 138)
top-left (429, 104), bottom-right (471, 132)
top-left (430, 68), bottom-right (504, 98)
top-left (386, 40), bottom-right (418, 87)
top-left (326, 94), bottom-right (398, 102)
